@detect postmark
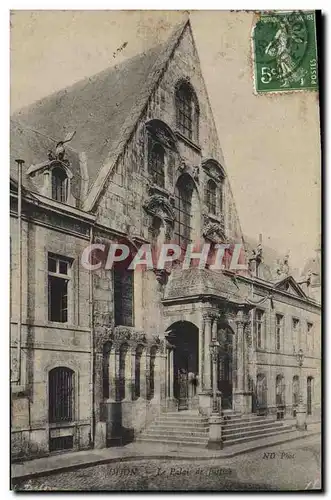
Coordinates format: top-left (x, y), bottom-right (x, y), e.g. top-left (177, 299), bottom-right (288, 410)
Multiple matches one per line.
top-left (252, 11), bottom-right (319, 93)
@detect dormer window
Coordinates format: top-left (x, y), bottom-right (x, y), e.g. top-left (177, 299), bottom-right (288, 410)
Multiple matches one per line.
top-left (52, 166), bottom-right (68, 202)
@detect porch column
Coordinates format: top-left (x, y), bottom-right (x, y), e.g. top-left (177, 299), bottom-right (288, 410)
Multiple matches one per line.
top-left (140, 350), bottom-right (148, 399)
top-left (236, 315), bottom-right (245, 393)
top-left (108, 349), bottom-right (117, 401)
top-left (94, 349), bottom-right (106, 449)
top-left (152, 349), bottom-right (162, 401)
top-left (198, 315), bottom-right (205, 390)
top-left (114, 347), bottom-right (121, 401)
top-left (169, 348), bottom-right (174, 398)
top-left (233, 310), bottom-right (251, 413)
top-left (203, 313), bottom-right (212, 391)
top-left (124, 348), bottom-right (133, 401)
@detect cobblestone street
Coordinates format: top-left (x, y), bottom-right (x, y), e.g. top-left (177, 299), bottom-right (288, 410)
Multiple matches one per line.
top-left (15, 434), bottom-right (321, 491)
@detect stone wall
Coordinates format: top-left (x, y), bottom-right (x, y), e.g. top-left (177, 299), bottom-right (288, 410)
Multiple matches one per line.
top-left (10, 212), bottom-right (92, 459)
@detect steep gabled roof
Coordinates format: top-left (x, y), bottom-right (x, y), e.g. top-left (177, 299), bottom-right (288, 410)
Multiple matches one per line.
top-left (11, 18), bottom-right (190, 210)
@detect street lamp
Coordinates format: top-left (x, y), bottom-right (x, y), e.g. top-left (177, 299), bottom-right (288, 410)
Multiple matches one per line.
top-left (294, 348), bottom-right (307, 431)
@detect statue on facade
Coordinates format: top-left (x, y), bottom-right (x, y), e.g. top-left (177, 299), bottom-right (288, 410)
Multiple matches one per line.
top-left (48, 131), bottom-right (76, 162)
top-left (273, 253), bottom-right (290, 280)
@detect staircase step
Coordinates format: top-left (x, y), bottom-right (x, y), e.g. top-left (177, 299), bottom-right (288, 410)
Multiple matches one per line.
top-left (223, 425), bottom-right (289, 440)
top-left (154, 422), bottom-right (209, 430)
top-left (140, 432), bottom-right (208, 444)
top-left (160, 415), bottom-right (209, 422)
top-left (223, 419), bottom-right (281, 429)
top-left (223, 414), bottom-right (273, 421)
top-left (223, 422), bottom-right (285, 436)
top-left (136, 437), bottom-right (208, 448)
top-left (145, 428), bottom-right (208, 438)
top-left (223, 428), bottom-right (293, 447)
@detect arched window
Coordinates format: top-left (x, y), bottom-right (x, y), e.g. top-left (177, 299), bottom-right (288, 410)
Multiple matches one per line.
top-left (49, 367), bottom-right (74, 423)
top-left (149, 143), bottom-right (165, 188)
top-left (134, 345), bottom-right (143, 400)
top-left (175, 81), bottom-right (199, 142)
top-left (206, 179), bottom-right (217, 215)
top-left (52, 166), bottom-right (68, 202)
top-left (174, 175), bottom-right (194, 247)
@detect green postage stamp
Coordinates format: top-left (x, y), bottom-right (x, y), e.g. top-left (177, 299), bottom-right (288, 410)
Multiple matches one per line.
top-left (253, 10), bottom-right (318, 93)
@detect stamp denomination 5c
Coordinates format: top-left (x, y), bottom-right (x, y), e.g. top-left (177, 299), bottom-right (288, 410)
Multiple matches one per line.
top-left (253, 11), bottom-right (318, 93)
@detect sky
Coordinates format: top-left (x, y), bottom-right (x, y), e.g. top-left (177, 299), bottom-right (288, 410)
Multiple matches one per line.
top-left (10, 10), bottom-right (321, 271)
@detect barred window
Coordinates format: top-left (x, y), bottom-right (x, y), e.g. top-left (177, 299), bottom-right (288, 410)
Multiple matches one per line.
top-left (175, 82), bottom-right (199, 142)
top-left (174, 175), bottom-right (193, 248)
top-left (52, 167), bottom-right (68, 203)
top-left (206, 179), bottom-right (217, 215)
top-left (48, 254), bottom-right (71, 323)
top-left (49, 367), bottom-right (74, 423)
top-left (255, 309), bottom-right (265, 349)
top-left (114, 267), bottom-right (134, 327)
top-left (275, 314), bottom-right (284, 351)
top-left (149, 143), bottom-right (165, 188)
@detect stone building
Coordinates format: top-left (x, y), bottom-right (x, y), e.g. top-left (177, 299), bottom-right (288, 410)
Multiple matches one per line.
top-left (10, 18), bottom-right (321, 459)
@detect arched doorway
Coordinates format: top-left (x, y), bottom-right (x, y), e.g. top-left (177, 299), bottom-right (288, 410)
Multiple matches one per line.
top-left (166, 321), bottom-right (199, 411)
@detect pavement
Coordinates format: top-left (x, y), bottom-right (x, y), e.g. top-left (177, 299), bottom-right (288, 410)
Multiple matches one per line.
top-left (11, 422), bottom-right (321, 482)
top-left (12, 434), bottom-right (322, 491)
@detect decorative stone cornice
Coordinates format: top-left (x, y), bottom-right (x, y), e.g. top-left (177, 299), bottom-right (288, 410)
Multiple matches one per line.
top-left (143, 194), bottom-right (175, 223)
top-left (202, 213), bottom-right (226, 243)
top-left (153, 268), bottom-right (170, 285)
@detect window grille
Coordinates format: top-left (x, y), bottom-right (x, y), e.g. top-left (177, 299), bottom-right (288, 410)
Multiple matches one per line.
top-left (49, 367), bottom-right (74, 423)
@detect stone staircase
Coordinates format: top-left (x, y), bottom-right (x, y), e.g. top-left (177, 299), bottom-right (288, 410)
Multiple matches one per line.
top-left (136, 410), bottom-right (294, 449)
top-left (222, 410), bottom-right (293, 447)
top-left (136, 411), bottom-right (209, 448)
